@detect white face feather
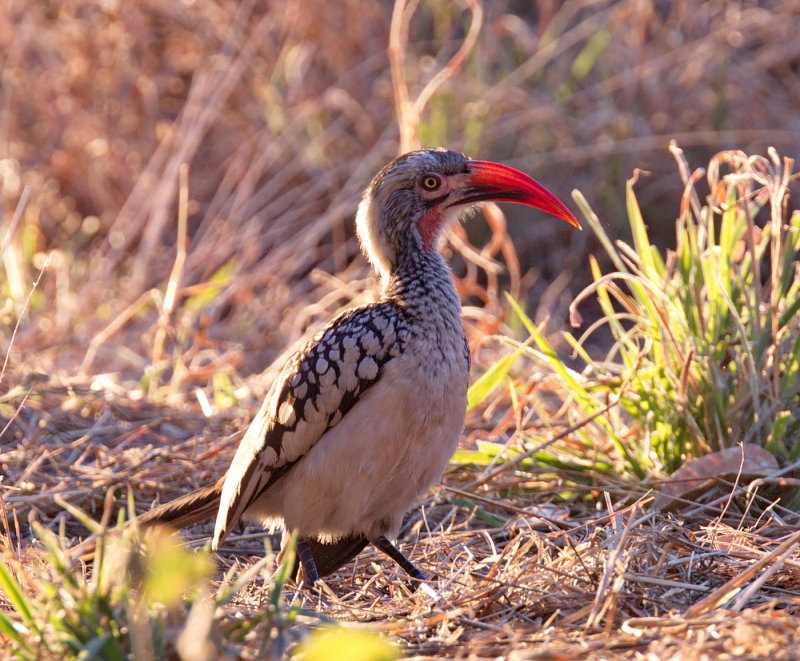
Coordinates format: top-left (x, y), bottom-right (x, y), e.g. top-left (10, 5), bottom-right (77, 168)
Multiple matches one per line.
top-left (355, 191), bottom-right (394, 280)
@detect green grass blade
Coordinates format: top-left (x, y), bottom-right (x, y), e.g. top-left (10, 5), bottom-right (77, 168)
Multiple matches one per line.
top-left (54, 495), bottom-right (105, 535)
top-left (572, 190), bottom-right (625, 272)
top-left (0, 559), bottom-right (37, 633)
top-left (447, 497), bottom-right (507, 527)
top-left (466, 337), bottom-right (532, 412)
top-left (79, 634), bottom-right (125, 661)
top-left (626, 175), bottom-right (665, 279)
top-left (0, 610), bottom-right (33, 657)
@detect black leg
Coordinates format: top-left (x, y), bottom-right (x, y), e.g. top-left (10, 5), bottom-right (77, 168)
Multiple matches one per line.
top-left (296, 538), bottom-right (320, 587)
top-left (374, 536), bottom-right (426, 583)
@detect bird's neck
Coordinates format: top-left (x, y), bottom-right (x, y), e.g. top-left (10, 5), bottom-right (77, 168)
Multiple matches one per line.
top-left (382, 249), bottom-right (463, 334)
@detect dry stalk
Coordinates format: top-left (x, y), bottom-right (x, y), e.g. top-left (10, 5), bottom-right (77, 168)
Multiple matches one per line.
top-left (151, 163), bottom-right (190, 370)
top-left (389, 0), bottom-right (483, 153)
top-left (686, 529), bottom-right (800, 617)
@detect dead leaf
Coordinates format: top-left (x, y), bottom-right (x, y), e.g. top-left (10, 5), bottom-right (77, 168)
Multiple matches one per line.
top-left (653, 445), bottom-right (779, 511)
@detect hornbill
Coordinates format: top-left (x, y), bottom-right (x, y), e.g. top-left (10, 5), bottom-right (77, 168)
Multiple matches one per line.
top-left (134, 148), bottom-right (580, 585)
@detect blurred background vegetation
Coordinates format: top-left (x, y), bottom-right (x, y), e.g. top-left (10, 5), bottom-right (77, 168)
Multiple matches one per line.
top-left (2, 0), bottom-right (799, 390)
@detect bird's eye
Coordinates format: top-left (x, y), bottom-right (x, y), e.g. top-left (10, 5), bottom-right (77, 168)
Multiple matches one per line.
top-left (419, 174), bottom-right (442, 191)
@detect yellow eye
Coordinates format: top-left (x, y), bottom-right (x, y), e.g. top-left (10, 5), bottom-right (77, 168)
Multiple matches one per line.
top-left (420, 174), bottom-right (442, 191)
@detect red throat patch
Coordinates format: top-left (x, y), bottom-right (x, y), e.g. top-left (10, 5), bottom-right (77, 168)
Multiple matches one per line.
top-left (419, 207), bottom-right (443, 251)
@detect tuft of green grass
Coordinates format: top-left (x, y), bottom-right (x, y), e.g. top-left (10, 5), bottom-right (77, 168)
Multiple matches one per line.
top-left (0, 502), bottom-right (328, 658)
top-left (461, 147), bottom-right (798, 486)
top-left (0, 506), bottom-right (212, 658)
top-left (562, 146), bottom-right (800, 475)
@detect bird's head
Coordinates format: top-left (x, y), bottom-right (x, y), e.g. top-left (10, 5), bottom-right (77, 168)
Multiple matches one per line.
top-left (355, 148), bottom-right (580, 279)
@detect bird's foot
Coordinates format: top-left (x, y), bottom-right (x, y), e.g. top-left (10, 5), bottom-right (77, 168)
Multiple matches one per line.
top-left (374, 536), bottom-right (427, 591)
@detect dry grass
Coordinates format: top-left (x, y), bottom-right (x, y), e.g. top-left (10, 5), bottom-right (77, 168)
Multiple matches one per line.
top-left (2, 0), bottom-right (800, 658)
top-left (3, 378), bottom-right (800, 658)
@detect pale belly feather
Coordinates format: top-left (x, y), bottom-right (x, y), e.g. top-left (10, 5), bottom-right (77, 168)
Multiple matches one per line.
top-left (244, 350), bottom-right (468, 541)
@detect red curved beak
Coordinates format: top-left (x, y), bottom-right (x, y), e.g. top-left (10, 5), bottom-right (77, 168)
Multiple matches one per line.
top-left (454, 160), bottom-right (581, 229)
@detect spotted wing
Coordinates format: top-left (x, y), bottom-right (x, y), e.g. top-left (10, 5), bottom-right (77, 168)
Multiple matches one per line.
top-left (211, 302), bottom-right (410, 550)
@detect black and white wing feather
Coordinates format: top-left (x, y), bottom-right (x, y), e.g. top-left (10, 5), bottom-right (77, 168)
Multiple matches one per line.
top-left (211, 302), bottom-right (410, 549)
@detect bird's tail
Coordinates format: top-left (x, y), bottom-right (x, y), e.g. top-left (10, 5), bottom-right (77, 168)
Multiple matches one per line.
top-left (137, 478), bottom-right (224, 529)
top-left (69, 478), bottom-right (224, 563)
